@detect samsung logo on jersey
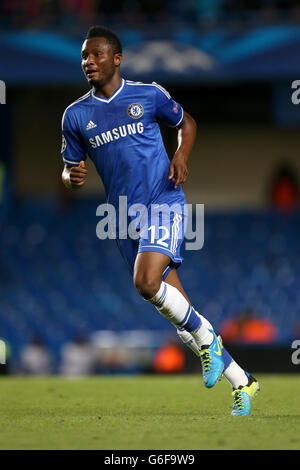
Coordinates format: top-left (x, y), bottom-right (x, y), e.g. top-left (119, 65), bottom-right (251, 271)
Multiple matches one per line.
top-left (89, 122), bottom-right (144, 148)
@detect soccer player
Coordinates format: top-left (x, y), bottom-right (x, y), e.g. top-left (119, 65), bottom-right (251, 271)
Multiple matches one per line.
top-left (61, 26), bottom-right (259, 415)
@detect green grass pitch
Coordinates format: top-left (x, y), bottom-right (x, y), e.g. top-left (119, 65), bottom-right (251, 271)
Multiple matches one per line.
top-left (0, 374), bottom-right (299, 450)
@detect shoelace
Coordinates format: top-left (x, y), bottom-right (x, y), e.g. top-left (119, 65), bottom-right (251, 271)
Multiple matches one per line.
top-left (232, 390), bottom-right (244, 410)
top-left (200, 349), bottom-right (211, 372)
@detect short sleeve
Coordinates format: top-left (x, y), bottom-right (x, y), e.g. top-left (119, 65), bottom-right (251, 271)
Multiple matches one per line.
top-left (61, 107), bottom-right (86, 166)
top-left (153, 82), bottom-right (184, 128)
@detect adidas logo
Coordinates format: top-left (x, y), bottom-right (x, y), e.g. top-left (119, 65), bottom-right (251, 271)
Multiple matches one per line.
top-left (86, 120), bottom-right (97, 130)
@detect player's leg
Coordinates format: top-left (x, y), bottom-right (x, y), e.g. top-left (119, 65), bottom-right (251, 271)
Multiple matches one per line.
top-left (134, 251), bottom-right (210, 341)
top-left (165, 269), bottom-right (248, 384)
top-left (165, 268), bottom-right (260, 414)
top-left (162, 268), bottom-right (200, 356)
top-left (164, 269), bottom-right (245, 382)
top-left (163, 267), bottom-right (190, 302)
top-left (133, 250), bottom-right (224, 388)
top-left (116, 237), bottom-right (259, 410)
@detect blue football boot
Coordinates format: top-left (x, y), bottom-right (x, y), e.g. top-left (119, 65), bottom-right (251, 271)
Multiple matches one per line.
top-left (199, 329), bottom-right (224, 388)
top-left (231, 373), bottom-right (260, 416)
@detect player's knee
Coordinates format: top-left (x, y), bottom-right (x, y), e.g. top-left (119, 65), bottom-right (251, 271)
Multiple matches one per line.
top-left (133, 273), bottom-right (161, 300)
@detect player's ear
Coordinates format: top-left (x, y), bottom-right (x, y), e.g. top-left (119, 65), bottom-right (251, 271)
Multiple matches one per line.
top-left (114, 53), bottom-right (122, 66)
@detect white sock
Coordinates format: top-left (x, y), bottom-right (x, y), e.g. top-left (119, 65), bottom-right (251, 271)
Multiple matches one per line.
top-left (187, 312), bottom-right (213, 348)
top-left (190, 322), bottom-right (214, 348)
top-left (149, 282), bottom-right (213, 346)
top-left (223, 361), bottom-right (248, 389)
top-left (177, 328), bottom-right (200, 356)
top-left (177, 312), bottom-right (215, 354)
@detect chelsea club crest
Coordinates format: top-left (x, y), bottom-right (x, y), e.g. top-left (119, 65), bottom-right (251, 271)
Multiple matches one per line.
top-left (127, 103), bottom-right (144, 119)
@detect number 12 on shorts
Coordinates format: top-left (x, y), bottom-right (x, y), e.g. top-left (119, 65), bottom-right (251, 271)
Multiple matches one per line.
top-left (148, 225), bottom-right (169, 247)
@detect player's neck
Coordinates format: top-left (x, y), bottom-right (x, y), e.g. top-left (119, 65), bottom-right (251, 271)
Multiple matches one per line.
top-left (93, 75), bottom-right (122, 99)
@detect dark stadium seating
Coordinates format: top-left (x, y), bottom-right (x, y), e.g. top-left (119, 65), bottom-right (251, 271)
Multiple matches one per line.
top-left (1, 199), bottom-right (299, 366)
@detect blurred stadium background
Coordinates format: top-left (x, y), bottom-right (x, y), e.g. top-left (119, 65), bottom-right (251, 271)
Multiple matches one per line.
top-left (0, 0), bottom-right (300, 376)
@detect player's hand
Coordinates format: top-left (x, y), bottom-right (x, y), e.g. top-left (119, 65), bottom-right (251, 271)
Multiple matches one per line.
top-left (69, 161), bottom-right (87, 188)
top-left (168, 153), bottom-right (189, 189)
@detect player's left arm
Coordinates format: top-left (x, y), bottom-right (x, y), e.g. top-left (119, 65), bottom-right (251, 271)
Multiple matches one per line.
top-left (168, 111), bottom-right (197, 189)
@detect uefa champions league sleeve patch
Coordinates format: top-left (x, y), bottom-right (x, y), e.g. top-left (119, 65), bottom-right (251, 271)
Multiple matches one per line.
top-left (61, 135), bottom-right (67, 153)
top-left (127, 103), bottom-right (144, 119)
top-left (173, 101), bottom-right (179, 114)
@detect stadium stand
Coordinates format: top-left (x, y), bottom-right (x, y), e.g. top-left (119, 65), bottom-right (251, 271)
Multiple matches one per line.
top-left (0, 198), bottom-right (299, 368)
top-left (1, 0), bottom-right (300, 31)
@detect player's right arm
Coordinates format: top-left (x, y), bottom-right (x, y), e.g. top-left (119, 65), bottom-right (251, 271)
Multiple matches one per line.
top-left (62, 161), bottom-right (87, 190)
top-left (61, 106), bottom-right (87, 190)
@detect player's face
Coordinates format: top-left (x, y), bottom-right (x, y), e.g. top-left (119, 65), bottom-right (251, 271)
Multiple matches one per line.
top-left (81, 37), bottom-right (122, 88)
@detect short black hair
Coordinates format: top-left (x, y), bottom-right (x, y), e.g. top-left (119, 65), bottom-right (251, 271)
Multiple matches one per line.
top-left (86, 26), bottom-right (122, 55)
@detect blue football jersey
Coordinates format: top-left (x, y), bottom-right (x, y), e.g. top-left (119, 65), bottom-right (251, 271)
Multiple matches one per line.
top-left (61, 79), bottom-right (186, 218)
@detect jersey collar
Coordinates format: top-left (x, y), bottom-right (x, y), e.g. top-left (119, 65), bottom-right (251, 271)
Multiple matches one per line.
top-left (91, 78), bottom-right (125, 103)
